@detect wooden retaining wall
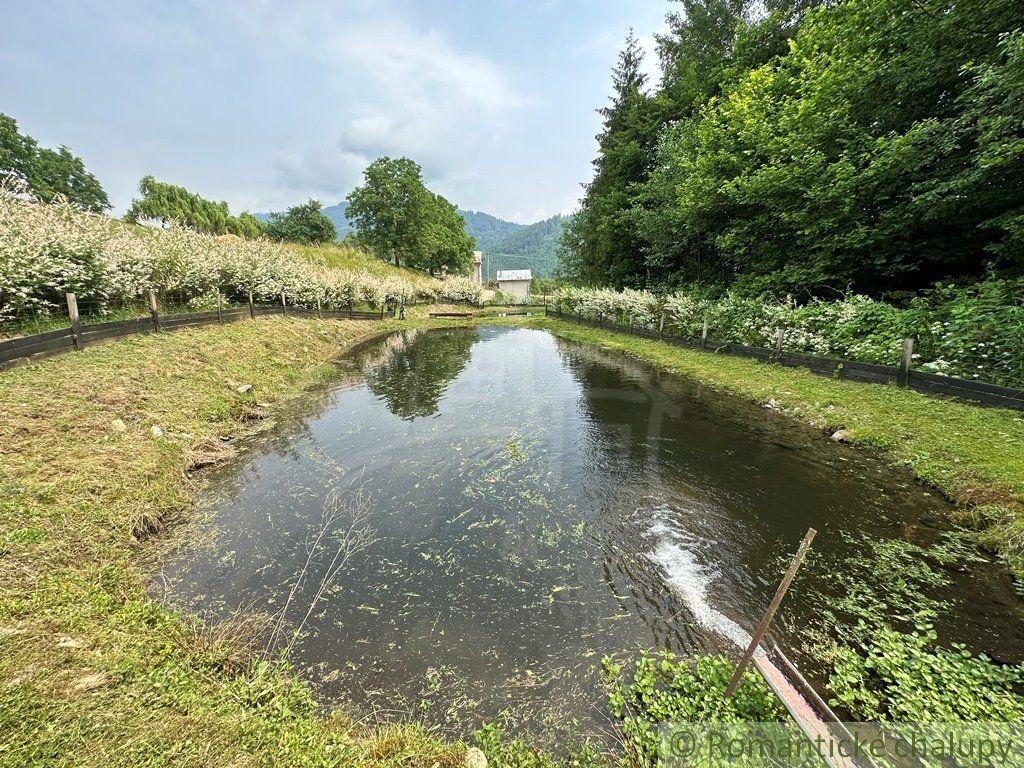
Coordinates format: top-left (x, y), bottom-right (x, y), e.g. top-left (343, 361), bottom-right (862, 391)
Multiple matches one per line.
top-left (0, 294), bottom-right (384, 371)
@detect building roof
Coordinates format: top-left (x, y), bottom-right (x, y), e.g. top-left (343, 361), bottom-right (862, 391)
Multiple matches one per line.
top-left (496, 269), bottom-right (532, 281)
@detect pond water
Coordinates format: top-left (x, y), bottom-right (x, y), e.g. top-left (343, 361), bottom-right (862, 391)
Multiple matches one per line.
top-left (158, 326), bottom-right (1022, 740)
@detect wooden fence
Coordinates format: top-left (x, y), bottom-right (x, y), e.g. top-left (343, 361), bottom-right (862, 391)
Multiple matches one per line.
top-left (549, 307), bottom-right (1024, 411)
top-left (0, 291), bottom-right (386, 371)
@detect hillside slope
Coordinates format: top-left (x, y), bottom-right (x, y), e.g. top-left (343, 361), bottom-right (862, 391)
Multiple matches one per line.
top-left (483, 214), bottom-right (567, 280)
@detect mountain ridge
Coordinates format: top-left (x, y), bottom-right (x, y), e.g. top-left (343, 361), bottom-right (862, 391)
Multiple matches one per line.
top-left (255, 201), bottom-right (567, 278)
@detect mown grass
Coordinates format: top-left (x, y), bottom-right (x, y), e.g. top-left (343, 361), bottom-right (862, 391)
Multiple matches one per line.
top-left (293, 242), bottom-right (434, 284)
top-left (533, 318), bottom-right (1024, 577)
top-left (0, 316), bottom-right (466, 768)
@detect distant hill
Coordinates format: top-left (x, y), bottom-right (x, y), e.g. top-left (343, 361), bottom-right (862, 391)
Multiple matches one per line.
top-left (256, 202), bottom-right (568, 278)
top-left (456, 209), bottom-right (523, 252)
top-left (480, 214), bottom-right (567, 281)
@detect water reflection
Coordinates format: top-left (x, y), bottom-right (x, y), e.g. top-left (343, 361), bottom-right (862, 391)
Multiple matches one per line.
top-left (363, 328), bottom-right (478, 420)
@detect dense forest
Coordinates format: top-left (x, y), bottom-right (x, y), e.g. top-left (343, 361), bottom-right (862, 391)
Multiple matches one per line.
top-left (475, 213), bottom-right (568, 279)
top-left (562, 0), bottom-right (1024, 297)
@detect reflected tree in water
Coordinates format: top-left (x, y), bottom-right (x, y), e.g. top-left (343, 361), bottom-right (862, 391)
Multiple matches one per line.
top-left (365, 329), bottom-right (479, 420)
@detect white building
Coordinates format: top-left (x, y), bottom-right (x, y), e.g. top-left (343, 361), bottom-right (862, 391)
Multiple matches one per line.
top-left (496, 269), bottom-right (532, 299)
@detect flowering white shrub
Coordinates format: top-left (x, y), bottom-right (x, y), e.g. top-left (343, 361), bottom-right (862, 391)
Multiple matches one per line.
top-left (553, 283), bottom-right (1024, 388)
top-left (0, 192), bottom-right (482, 322)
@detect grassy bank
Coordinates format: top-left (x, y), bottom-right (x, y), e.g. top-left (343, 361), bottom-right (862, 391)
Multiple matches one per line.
top-left (0, 316), bottom-right (464, 768)
top-left (533, 317), bottom-right (1024, 577)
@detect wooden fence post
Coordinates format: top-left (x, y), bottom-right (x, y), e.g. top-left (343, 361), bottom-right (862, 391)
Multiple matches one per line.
top-left (66, 293), bottom-right (83, 351)
top-left (281, 292), bottom-right (288, 316)
top-left (399, 298), bottom-right (407, 320)
top-left (216, 292), bottom-right (223, 324)
top-left (659, 309), bottom-right (666, 338)
top-left (774, 328), bottom-right (786, 359)
top-left (316, 297), bottom-right (322, 319)
top-left (248, 291), bottom-right (255, 320)
top-left (380, 303), bottom-right (385, 320)
top-left (898, 338), bottom-right (915, 387)
top-left (700, 317), bottom-right (710, 350)
top-left (148, 290), bottom-right (160, 332)
top-left (725, 528), bottom-right (817, 696)
top-left (348, 301), bottom-right (354, 319)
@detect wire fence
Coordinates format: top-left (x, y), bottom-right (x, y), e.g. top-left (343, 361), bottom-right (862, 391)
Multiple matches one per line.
top-left (548, 307), bottom-right (1024, 411)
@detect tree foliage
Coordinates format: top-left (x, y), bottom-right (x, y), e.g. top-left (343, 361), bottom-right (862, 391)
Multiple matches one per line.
top-left (346, 157), bottom-right (475, 274)
top-left (564, 0), bottom-right (1024, 297)
top-left (265, 199), bottom-right (337, 245)
top-left (126, 175), bottom-right (267, 239)
top-left (0, 113), bottom-right (110, 213)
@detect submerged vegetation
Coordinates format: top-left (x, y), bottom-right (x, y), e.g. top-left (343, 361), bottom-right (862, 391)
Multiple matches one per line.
top-left (0, 317), bottom-right (473, 767)
top-left (536, 316), bottom-right (1024, 579)
top-left (1, 312), bottom-right (1022, 766)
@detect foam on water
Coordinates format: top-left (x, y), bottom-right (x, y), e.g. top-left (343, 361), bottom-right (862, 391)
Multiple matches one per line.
top-left (646, 513), bottom-right (751, 649)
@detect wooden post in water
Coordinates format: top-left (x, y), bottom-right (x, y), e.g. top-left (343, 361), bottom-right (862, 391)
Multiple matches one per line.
top-left (66, 293), bottom-right (83, 351)
top-left (281, 292), bottom-right (288, 316)
top-left (316, 297), bottom-right (322, 319)
top-left (897, 338), bottom-right (914, 387)
top-left (216, 291), bottom-right (223, 323)
top-left (148, 290), bottom-right (160, 332)
top-left (700, 317), bottom-right (710, 350)
top-left (725, 528), bottom-right (817, 697)
top-left (774, 329), bottom-right (786, 359)
top-left (248, 291), bottom-right (255, 320)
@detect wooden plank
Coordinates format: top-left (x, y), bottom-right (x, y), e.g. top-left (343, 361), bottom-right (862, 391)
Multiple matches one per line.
top-left (0, 332), bottom-right (76, 363)
top-left (0, 325), bottom-right (78, 352)
top-left (726, 528), bottom-right (816, 695)
top-left (753, 655), bottom-right (865, 768)
top-left (911, 370), bottom-right (1024, 398)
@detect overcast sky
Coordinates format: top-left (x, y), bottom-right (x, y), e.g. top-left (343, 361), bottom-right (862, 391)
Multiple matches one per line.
top-left (1, 0), bottom-right (669, 223)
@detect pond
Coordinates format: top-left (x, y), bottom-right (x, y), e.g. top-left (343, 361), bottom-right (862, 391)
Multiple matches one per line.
top-left (158, 326), bottom-right (1023, 740)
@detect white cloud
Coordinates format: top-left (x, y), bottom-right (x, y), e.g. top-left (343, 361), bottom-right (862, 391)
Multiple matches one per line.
top-left (232, 1), bottom-right (525, 207)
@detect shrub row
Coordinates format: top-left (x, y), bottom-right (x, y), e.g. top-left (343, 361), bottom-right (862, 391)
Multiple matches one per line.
top-left (553, 284), bottom-right (1024, 388)
top-left (0, 193), bottom-right (483, 321)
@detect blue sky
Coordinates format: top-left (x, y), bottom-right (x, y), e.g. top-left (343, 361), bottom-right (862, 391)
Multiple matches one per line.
top-left (1, 0), bottom-right (669, 222)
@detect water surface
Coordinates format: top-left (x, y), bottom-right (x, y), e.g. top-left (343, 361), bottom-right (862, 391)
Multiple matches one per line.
top-left (159, 326), bottom-right (1022, 738)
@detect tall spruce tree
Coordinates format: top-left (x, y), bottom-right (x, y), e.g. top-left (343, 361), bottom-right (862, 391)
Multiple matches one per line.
top-left (561, 31), bottom-right (657, 287)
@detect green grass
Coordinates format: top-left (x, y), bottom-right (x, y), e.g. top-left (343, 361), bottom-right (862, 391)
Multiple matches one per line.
top-left (532, 317), bottom-right (1024, 576)
top-left (294, 242), bottom-right (434, 283)
top-left (0, 316), bottom-right (467, 768)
